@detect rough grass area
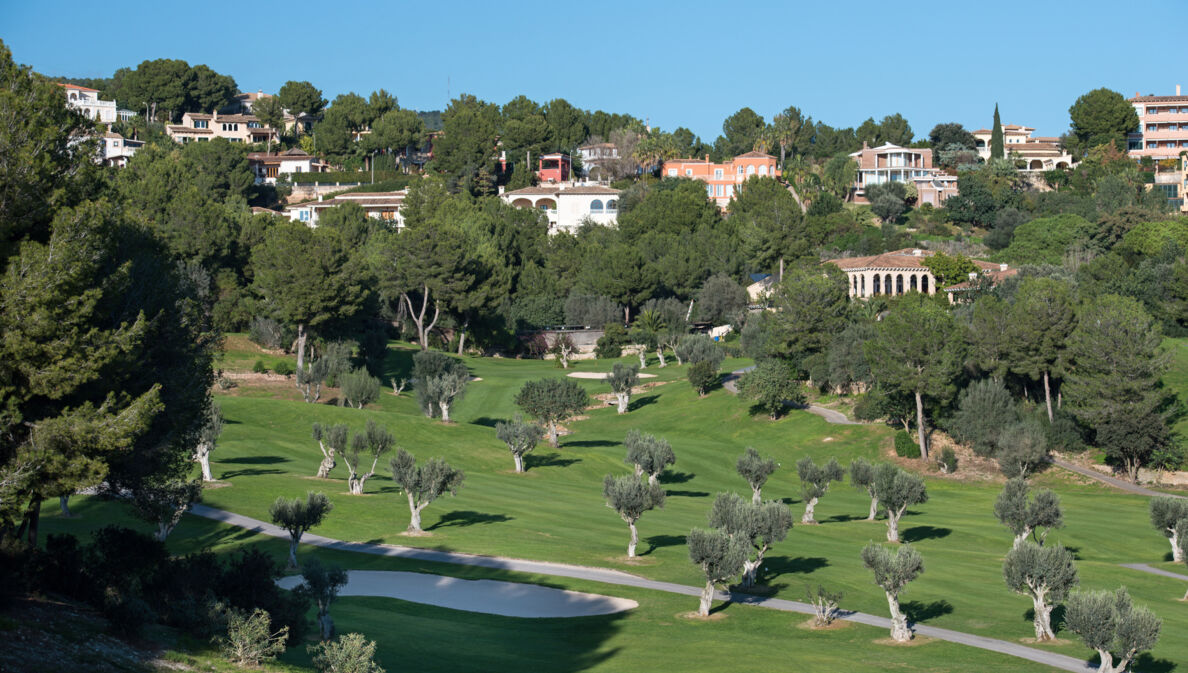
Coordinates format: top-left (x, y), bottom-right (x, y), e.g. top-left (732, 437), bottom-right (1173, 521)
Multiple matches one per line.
top-left (35, 338), bottom-right (1188, 672)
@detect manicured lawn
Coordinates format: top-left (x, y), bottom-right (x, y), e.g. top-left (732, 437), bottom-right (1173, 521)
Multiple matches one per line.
top-left (43, 339), bottom-right (1188, 672)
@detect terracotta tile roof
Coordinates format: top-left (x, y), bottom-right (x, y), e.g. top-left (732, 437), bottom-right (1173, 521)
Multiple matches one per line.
top-left (944, 267), bottom-right (1019, 292)
top-left (503, 185), bottom-right (620, 197)
top-left (167, 125), bottom-right (213, 135)
top-left (1131, 95), bottom-right (1188, 103)
top-left (579, 142), bottom-right (616, 149)
top-left (734, 151), bottom-right (775, 159)
top-left (503, 186), bottom-right (563, 196)
top-left (57, 82), bottom-right (99, 92)
top-left (103, 131), bottom-right (123, 139)
top-left (827, 248), bottom-right (1005, 273)
top-left (560, 185), bottom-right (621, 195)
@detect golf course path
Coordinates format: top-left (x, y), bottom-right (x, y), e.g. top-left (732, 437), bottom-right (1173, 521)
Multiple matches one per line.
top-left (1120, 563), bottom-right (1188, 582)
top-left (191, 504), bottom-right (1093, 672)
top-left (722, 367), bottom-right (860, 426)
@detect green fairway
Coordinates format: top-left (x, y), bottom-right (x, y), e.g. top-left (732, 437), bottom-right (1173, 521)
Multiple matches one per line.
top-left (44, 338), bottom-right (1188, 672)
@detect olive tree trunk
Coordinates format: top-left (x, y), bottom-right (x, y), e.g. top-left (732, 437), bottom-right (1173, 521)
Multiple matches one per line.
top-left (513, 452), bottom-right (525, 473)
top-left (637, 350), bottom-right (646, 369)
top-left (287, 533), bottom-right (301, 569)
top-left (886, 507), bottom-right (904, 543)
top-left (1170, 527), bottom-right (1183, 563)
top-left (1013, 528), bottom-right (1032, 551)
top-left (627, 521), bottom-right (638, 557)
top-left (59, 495), bottom-right (72, 518)
top-left (751, 486), bottom-right (762, 505)
top-left (547, 421), bottom-right (559, 447)
top-left (195, 443), bottom-right (213, 482)
top-left (615, 392), bottom-right (629, 414)
top-left (1029, 586), bottom-right (1055, 641)
top-left (440, 400), bottom-right (452, 423)
top-left (656, 349), bottom-right (666, 367)
top-left (866, 493), bottom-right (879, 521)
top-left (886, 591), bottom-right (912, 641)
top-left (802, 497), bottom-right (818, 524)
top-left (316, 444), bottom-right (335, 478)
top-left (407, 494), bottom-right (428, 533)
top-left (698, 580), bottom-right (715, 617)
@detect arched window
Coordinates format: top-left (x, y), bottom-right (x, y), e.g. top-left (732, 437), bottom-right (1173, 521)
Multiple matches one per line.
top-left (852, 275), bottom-right (858, 294)
top-left (746, 164), bottom-right (756, 175)
top-left (606, 199), bottom-right (618, 212)
top-left (759, 164), bottom-right (768, 175)
top-left (873, 275), bottom-right (881, 294)
top-left (896, 274), bottom-right (904, 294)
top-left (910, 274), bottom-right (918, 292)
top-left (921, 275), bottom-right (929, 294)
top-left (860, 275), bottom-right (866, 296)
top-left (885, 274), bottom-right (892, 294)
top-left (590, 199), bottom-right (604, 213)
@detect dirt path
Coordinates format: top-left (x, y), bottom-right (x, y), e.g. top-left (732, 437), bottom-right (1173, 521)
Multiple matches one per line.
top-left (190, 504), bottom-right (1092, 672)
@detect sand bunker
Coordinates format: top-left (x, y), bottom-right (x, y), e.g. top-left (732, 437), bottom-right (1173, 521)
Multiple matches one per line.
top-left (278, 570), bottom-right (637, 618)
top-left (567, 371), bottom-right (656, 379)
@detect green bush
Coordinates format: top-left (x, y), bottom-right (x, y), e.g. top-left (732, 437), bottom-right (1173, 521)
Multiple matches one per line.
top-left (251, 360), bottom-right (268, 374)
top-left (938, 448), bottom-right (958, 474)
top-left (594, 322), bottom-right (628, 359)
top-left (273, 361), bottom-right (294, 377)
top-left (1044, 409), bottom-right (1086, 453)
top-left (894, 431), bottom-right (921, 459)
top-left (687, 360), bottom-right (719, 397)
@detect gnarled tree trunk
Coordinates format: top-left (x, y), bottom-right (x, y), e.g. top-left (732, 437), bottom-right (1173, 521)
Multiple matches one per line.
top-left (513, 453), bottom-right (524, 473)
top-left (1169, 526), bottom-right (1183, 563)
top-left (287, 534), bottom-right (301, 569)
top-left (698, 580), bottom-right (715, 616)
top-left (440, 400), bottom-right (452, 423)
top-left (316, 444), bottom-right (335, 478)
top-left (886, 592), bottom-right (911, 641)
top-left (637, 350), bottom-right (646, 369)
top-left (886, 508), bottom-right (903, 543)
top-left (407, 495), bottom-right (427, 533)
top-left (1013, 528), bottom-right (1032, 550)
top-left (866, 493), bottom-right (879, 521)
top-left (656, 349), bottom-right (666, 367)
top-left (627, 521), bottom-right (638, 557)
top-left (547, 421), bottom-right (559, 447)
top-left (195, 443), bottom-right (213, 481)
top-left (1030, 587), bottom-right (1055, 641)
top-left (751, 486), bottom-right (762, 505)
top-left (616, 392), bottom-right (629, 414)
top-left (802, 497), bottom-right (818, 524)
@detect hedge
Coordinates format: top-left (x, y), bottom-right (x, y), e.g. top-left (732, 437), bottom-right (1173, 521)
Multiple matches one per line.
top-left (894, 431), bottom-right (921, 459)
top-left (286, 170), bottom-right (402, 184)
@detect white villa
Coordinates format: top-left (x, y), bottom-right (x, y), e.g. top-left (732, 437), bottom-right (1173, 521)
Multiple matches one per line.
top-left (247, 147), bottom-right (322, 184)
top-left (100, 132), bottom-right (143, 167)
top-left (500, 184), bottom-right (621, 234)
top-left (284, 190), bottom-right (408, 228)
top-left (59, 83), bottom-right (133, 125)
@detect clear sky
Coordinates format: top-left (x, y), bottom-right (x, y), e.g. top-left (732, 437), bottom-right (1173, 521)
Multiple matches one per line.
top-left (4, 0), bottom-right (1185, 142)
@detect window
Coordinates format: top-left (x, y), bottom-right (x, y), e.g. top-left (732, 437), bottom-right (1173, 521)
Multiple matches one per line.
top-left (606, 199), bottom-right (617, 212)
top-left (725, 185), bottom-right (733, 197)
top-left (194, 120), bottom-right (208, 129)
top-left (737, 165), bottom-right (745, 175)
top-left (714, 168), bottom-right (723, 179)
top-left (685, 168), bottom-right (692, 176)
top-left (758, 165), bottom-right (768, 175)
top-left (715, 184), bottom-right (724, 197)
top-left (746, 165), bottom-right (755, 175)
top-left (299, 210), bottom-right (310, 222)
top-left (590, 199), bottom-right (603, 212)
top-left (706, 185), bottom-right (713, 197)
top-left (667, 168), bottom-right (677, 177)
top-left (265, 166), bottom-right (279, 178)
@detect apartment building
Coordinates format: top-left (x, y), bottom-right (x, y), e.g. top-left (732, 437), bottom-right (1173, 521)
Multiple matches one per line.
top-left (661, 152), bottom-right (780, 208)
top-left (166, 111), bottom-right (278, 144)
top-left (1128, 85), bottom-right (1188, 160)
top-left (971, 124), bottom-right (1074, 171)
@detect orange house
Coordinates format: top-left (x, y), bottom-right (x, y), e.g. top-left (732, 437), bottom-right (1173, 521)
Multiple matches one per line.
top-left (662, 151), bottom-right (780, 208)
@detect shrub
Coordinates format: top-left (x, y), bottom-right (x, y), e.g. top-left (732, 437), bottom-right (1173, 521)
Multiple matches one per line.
top-left (101, 586), bottom-right (151, 637)
top-left (595, 322), bottom-right (629, 359)
top-left (248, 316), bottom-right (290, 351)
top-left (894, 431), bottom-right (921, 459)
top-left (674, 334), bottom-right (725, 369)
top-left (310, 633), bottom-right (385, 673)
top-left (938, 448), bottom-right (958, 474)
top-left (948, 379), bottom-right (1020, 457)
top-left (688, 360), bottom-right (719, 397)
top-left (217, 607), bottom-right (289, 666)
top-left (273, 360), bottom-right (294, 377)
top-left (340, 367), bottom-right (381, 409)
top-left (252, 360), bottom-right (268, 374)
top-left (1045, 409), bottom-right (1086, 453)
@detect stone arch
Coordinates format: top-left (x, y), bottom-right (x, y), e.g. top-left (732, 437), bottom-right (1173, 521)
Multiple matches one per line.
top-left (1056, 161), bottom-right (1069, 169)
top-left (1029, 159), bottom-right (1044, 170)
top-left (536, 198), bottom-right (557, 210)
top-left (512, 198), bottom-right (533, 208)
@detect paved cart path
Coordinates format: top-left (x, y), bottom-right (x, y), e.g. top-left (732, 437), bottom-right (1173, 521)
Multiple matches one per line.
top-left (721, 367), bottom-right (860, 425)
top-left (1120, 563), bottom-right (1188, 582)
top-left (191, 504), bottom-right (1093, 672)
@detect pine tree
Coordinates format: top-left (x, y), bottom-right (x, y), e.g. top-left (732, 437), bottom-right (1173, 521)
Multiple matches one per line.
top-left (990, 104), bottom-right (1004, 160)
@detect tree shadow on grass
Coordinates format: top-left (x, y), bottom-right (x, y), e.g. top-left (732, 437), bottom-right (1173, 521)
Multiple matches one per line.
top-left (470, 416), bottom-right (505, 428)
top-left (219, 468), bottom-right (286, 479)
top-left (903, 599), bottom-right (954, 623)
top-left (1133, 653), bottom-right (1178, 673)
top-left (220, 456), bottom-right (290, 464)
top-left (762, 556), bottom-right (829, 579)
top-left (628, 395), bottom-right (659, 412)
top-left (562, 440), bottom-right (617, 448)
top-left (900, 525), bottom-right (952, 543)
top-left (426, 511), bottom-right (513, 531)
top-left (824, 513), bottom-right (864, 523)
top-left (527, 453), bottom-right (581, 469)
top-left (779, 496), bottom-right (802, 506)
top-left (643, 533), bottom-right (686, 555)
top-left (665, 490), bottom-right (709, 498)
top-left (659, 471), bottom-right (695, 484)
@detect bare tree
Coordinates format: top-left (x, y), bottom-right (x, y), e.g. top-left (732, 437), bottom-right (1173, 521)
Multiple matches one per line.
top-left (806, 585), bottom-right (845, 627)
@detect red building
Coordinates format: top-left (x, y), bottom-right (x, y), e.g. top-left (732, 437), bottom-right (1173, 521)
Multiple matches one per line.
top-left (537, 153), bottom-right (571, 183)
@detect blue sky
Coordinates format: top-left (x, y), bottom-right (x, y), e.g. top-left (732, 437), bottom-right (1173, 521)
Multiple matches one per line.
top-left (4, 0), bottom-right (1185, 141)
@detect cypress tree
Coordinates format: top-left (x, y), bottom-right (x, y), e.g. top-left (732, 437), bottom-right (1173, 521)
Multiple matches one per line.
top-left (990, 104), bottom-right (1005, 160)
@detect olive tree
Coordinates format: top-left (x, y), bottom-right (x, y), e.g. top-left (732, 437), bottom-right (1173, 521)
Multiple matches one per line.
top-left (709, 492), bottom-right (792, 587)
top-left (297, 558), bottom-right (348, 641)
top-left (412, 350), bottom-right (465, 418)
top-left (873, 464), bottom-right (928, 543)
top-left (1063, 588), bottom-right (1161, 673)
top-left (340, 367), bottom-right (381, 409)
top-left (514, 378), bottom-right (590, 447)
top-left (861, 543), bottom-right (924, 642)
top-left (344, 421), bottom-right (394, 495)
top-left (850, 458), bottom-right (879, 521)
top-left (1003, 542), bottom-right (1079, 641)
top-left (737, 447), bottom-right (778, 504)
top-left (687, 527), bottom-right (748, 616)
top-left (310, 633), bottom-right (385, 673)
top-left (796, 457), bottom-right (844, 524)
top-left (131, 478), bottom-right (203, 542)
top-left (1149, 496), bottom-right (1188, 563)
top-left (496, 416), bottom-right (544, 473)
top-left (312, 423), bottom-right (349, 479)
top-left (390, 449), bottom-right (464, 534)
top-left (806, 585), bottom-right (845, 627)
top-left (602, 474), bottom-right (665, 557)
top-left (995, 478), bottom-right (1064, 549)
top-left (675, 334), bottom-right (726, 369)
top-left (269, 491), bottom-right (333, 568)
top-left (737, 359), bottom-right (803, 420)
top-left (624, 429), bottom-right (675, 485)
top-left (687, 360), bottom-right (719, 397)
top-left (997, 418), bottom-right (1049, 479)
top-left (605, 363), bottom-right (639, 414)
top-left (193, 400), bottom-right (223, 482)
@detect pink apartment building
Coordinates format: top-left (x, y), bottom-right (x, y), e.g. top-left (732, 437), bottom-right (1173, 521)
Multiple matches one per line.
top-left (848, 143), bottom-right (950, 204)
top-left (1128, 85), bottom-right (1188, 160)
top-left (662, 151), bottom-right (780, 208)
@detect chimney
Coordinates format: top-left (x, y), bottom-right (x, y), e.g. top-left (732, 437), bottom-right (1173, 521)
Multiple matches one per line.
top-left (705, 154), bottom-right (709, 163)
top-left (1000, 263), bottom-right (1008, 271)
top-left (1178, 84), bottom-right (1182, 96)
top-left (318, 194), bottom-right (323, 202)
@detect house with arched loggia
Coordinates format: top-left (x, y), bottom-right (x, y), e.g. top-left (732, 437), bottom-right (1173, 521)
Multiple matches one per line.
top-left (500, 184), bottom-right (621, 235)
top-left (826, 248), bottom-right (1017, 303)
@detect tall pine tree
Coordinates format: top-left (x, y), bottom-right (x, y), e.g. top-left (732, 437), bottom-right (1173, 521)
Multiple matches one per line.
top-left (990, 104), bottom-right (1005, 160)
